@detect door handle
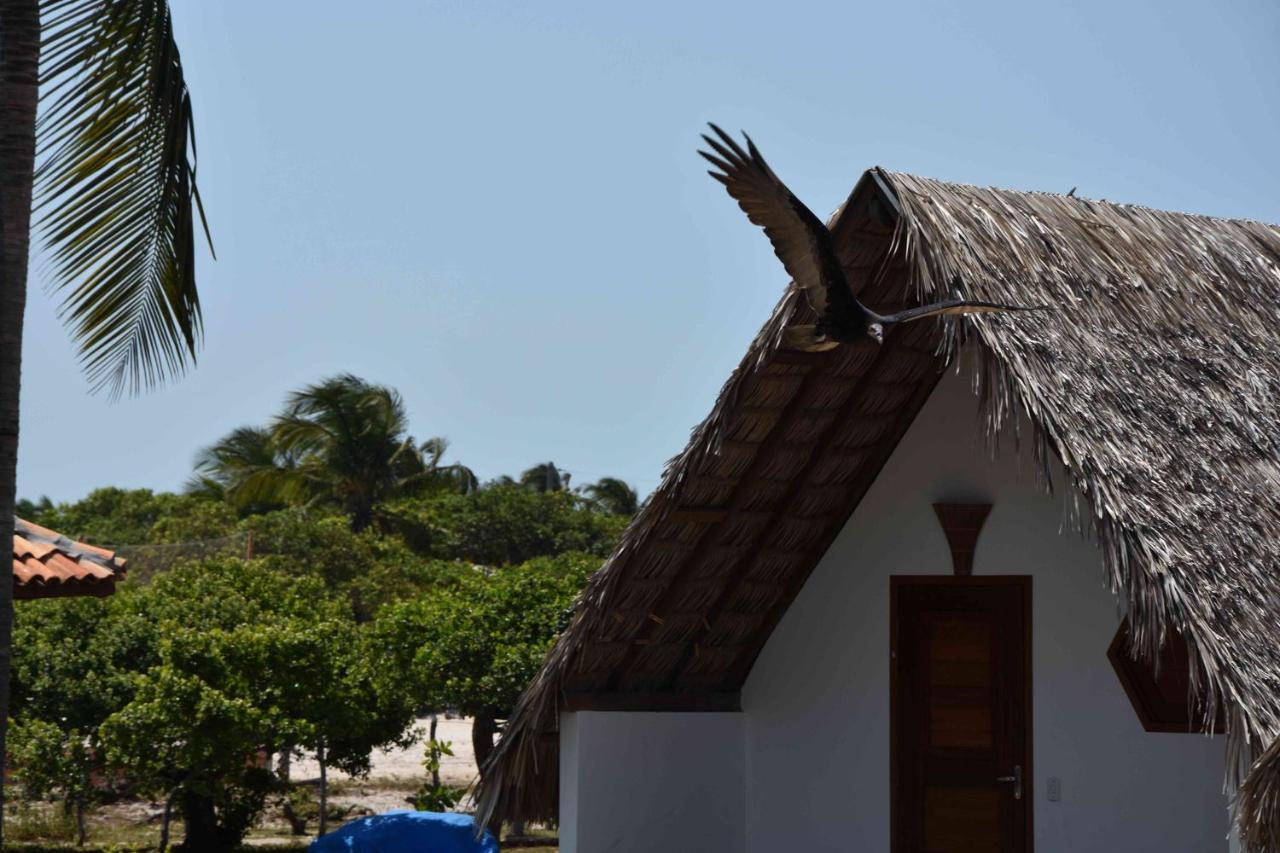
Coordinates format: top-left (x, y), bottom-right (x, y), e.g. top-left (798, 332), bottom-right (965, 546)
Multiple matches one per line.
top-left (996, 764), bottom-right (1022, 800)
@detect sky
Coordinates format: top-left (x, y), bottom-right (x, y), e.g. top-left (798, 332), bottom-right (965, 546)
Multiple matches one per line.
top-left (17, 0), bottom-right (1280, 507)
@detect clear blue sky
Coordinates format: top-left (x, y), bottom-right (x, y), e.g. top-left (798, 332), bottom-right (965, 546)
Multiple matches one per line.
top-left (18, 0), bottom-right (1280, 506)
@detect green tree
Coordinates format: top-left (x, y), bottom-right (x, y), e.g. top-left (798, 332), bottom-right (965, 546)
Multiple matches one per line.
top-left (98, 558), bottom-right (410, 851)
top-left (392, 484), bottom-right (627, 566)
top-left (9, 594), bottom-right (155, 845)
top-left (1, 2), bottom-right (210, 832)
top-left (191, 375), bottom-right (476, 531)
top-left (8, 718), bottom-right (99, 845)
top-left (242, 508), bottom-right (467, 621)
top-left (581, 476), bottom-right (640, 515)
top-left (27, 488), bottom-right (239, 584)
top-left (369, 552), bottom-right (596, 792)
top-left (30, 487), bottom-right (220, 547)
top-left (10, 596), bottom-right (156, 733)
top-left (103, 664), bottom-right (279, 851)
top-left (148, 499), bottom-right (239, 544)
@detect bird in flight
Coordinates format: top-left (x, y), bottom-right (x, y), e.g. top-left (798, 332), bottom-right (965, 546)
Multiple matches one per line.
top-left (699, 123), bottom-right (1042, 351)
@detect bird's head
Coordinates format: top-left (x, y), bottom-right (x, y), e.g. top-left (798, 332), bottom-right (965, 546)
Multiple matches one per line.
top-left (867, 322), bottom-right (884, 345)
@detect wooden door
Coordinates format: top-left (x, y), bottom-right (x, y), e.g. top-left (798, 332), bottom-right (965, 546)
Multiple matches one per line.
top-left (892, 577), bottom-right (1032, 853)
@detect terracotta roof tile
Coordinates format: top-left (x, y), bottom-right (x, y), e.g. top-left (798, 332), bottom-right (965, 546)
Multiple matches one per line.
top-left (12, 518), bottom-right (126, 599)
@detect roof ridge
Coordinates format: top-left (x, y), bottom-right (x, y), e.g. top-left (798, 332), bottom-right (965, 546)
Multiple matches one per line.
top-left (13, 516), bottom-right (126, 573)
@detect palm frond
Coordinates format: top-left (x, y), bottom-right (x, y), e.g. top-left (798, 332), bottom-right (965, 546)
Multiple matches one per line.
top-left (392, 462), bottom-right (478, 499)
top-left (234, 462), bottom-right (326, 508)
top-left (419, 436), bottom-right (449, 468)
top-left (182, 473), bottom-right (225, 502)
top-left (520, 462), bottom-right (567, 493)
top-left (394, 436), bottom-right (477, 495)
top-left (582, 477), bottom-right (639, 515)
top-left (276, 375), bottom-right (408, 455)
top-left (190, 426), bottom-right (278, 483)
top-left (272, 412), bottom-right (339, 458)
top-left (442, 463), bottom-right (479, 495)
top-left (188, 425), bottom-right (315, 512)
top-left (37, 0), bottom-right (211, 398)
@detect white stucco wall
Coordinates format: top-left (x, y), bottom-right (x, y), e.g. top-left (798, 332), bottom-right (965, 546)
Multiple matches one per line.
top-left (557, 365), bottom-right (1229, 852)
top-left (559, 711), bottom-right (745, 853)
top-left (741, 367), bottom-right (1229, 852)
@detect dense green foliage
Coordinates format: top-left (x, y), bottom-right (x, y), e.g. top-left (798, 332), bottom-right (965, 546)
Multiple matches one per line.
top-left (98, 559), bottom-right (410, 848)
top-left (370, 552), bottom-right (595, 718)
top-left (7, 718), bottom-right (99, 845)
top-left (10, 374), bottom-right (638, 849)
top-left (389, 485), bottom-right (628, 566)
top-left (11, 596), bottom-right (154, 731)
top-left (22, 487), bottom-right (226, 546)
top-left (10, 560), bottom-right (414, 849)
top-left (243, 509), bottom-right (464, 622)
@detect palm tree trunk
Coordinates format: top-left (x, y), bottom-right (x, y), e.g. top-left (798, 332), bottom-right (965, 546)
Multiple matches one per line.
top-left (0, 1), bottom-right (40, 845)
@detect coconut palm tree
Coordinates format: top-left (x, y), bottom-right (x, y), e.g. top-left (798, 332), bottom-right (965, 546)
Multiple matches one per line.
top-left (186, 426), bottom-right (298, 514)
top-left (416, 435), bottom-right (480, 496)
top-left (0, 0), bottom-right (210, 838)
top-left (582, 476), bottom-right (640, 516)
top-left (520, 461), bottom-right (570, 493)
top-left (272, 376), bottom-right (476, 530)
top-left (191, 375), bottom-right (477, 531)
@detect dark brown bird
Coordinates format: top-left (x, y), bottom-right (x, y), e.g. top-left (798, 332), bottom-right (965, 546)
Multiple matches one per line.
top-left (699, 124), bottom-right (1042, 351)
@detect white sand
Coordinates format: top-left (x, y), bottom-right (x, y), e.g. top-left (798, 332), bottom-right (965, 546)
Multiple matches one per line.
top-left (290, 716), bottom-right (479, 787)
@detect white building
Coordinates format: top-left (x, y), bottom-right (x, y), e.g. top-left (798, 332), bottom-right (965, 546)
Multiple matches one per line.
top-left (478, 170), bottom-right (1280, 852)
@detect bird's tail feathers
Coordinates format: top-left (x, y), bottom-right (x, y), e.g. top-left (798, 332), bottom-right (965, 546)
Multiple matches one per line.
top-left (781, 325), bottom-right (840, 352)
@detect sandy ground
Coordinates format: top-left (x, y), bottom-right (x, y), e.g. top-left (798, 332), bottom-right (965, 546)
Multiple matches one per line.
top-left (291, 716), bottom-right (480, 788)
top-left (16, 717), bottom-right (493, 849)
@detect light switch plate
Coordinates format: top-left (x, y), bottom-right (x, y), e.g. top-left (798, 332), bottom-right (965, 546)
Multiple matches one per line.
top-left (1047, 776), bottom-right (1062, 802)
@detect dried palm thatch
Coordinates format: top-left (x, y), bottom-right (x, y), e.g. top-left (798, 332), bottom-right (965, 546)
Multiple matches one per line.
top-left (475, 169), bottom-right (1280, 848)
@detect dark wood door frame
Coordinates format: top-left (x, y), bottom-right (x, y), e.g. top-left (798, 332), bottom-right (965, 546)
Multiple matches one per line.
top-left (890, 575), bottom-right (1034, 852)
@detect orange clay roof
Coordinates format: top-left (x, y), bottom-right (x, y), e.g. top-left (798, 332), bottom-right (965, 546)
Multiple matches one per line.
top-left (13, 518), bottom-right (126, 599)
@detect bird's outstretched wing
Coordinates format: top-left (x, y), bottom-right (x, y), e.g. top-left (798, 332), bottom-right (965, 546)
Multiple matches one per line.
top-left (699, 124), bottom-right (853, 318)
top-left (877, 299), bottom-right (1045, 325)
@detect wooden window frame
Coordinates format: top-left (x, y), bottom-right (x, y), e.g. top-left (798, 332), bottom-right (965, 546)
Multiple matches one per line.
top-left (1106, 621), bottom-right (1223, 734)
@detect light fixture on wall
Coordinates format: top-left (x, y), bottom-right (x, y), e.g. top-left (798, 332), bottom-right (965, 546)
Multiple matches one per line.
top-left (931, 503), bottom-right (992, 576)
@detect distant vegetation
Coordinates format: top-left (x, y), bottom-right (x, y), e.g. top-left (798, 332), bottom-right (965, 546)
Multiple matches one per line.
top-left (12, 375), bottom-right (639, 850)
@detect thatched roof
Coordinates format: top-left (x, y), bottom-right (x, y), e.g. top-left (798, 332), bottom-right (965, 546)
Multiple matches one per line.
top-left (476, 169), bottom-right (1280, 848)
